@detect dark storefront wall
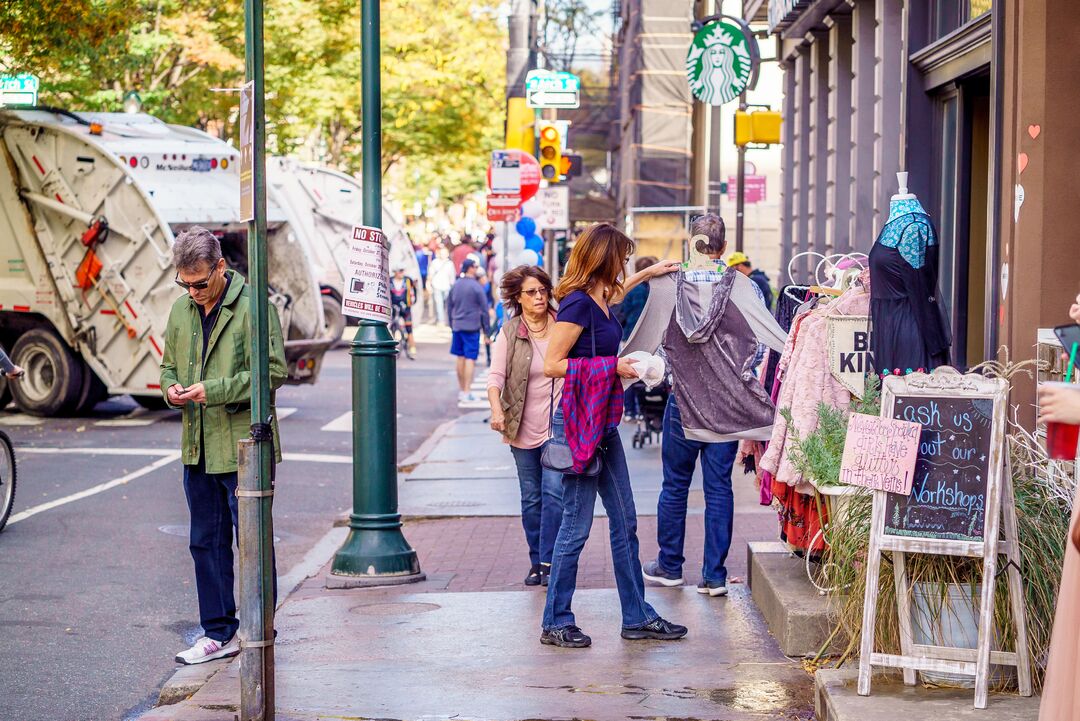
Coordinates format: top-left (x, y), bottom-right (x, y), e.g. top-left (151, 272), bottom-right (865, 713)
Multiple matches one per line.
top-left (998, 0), bottom-right (1080, 424)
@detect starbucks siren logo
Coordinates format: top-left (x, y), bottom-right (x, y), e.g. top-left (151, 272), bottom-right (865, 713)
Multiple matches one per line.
top-left (686, 20), bottom-right (754, 106)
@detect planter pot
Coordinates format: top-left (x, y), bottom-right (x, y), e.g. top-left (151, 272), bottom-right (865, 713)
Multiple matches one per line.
top-left (910, 581), bottom-right (1016, 689)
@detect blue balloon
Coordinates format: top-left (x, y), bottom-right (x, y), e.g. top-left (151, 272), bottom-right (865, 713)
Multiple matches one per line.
top-left (515, 217), bottom-right (537, 238)
top-left (536, 255), bottom-right (544, 268)
top-left (525, 234), bottom-right (544, 252)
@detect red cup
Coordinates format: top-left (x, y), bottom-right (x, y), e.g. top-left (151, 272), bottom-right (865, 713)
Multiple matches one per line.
top-left (1047, 420), bottom-right (1080, 460)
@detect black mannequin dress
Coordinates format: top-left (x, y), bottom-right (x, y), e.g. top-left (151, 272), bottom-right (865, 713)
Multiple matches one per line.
top-left (868, 210), bottom-right (951, 374)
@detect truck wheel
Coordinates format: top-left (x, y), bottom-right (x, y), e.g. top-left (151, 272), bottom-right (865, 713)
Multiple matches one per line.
top-left (322, 293), bottom-right (346, 342)
top-left (73, 362), bottom-right (108, 415)
top-left (9, 329), bottom-right (84, 417)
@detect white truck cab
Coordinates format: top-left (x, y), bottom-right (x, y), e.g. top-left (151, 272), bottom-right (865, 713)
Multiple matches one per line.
top-left (0, 107), bottom-right (330, 415)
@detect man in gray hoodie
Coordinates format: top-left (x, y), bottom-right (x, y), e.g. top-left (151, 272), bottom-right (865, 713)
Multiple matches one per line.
top-left (623, 214), bottom-right (786, 597)
top-left (447, 257), bottom-right (489, 407)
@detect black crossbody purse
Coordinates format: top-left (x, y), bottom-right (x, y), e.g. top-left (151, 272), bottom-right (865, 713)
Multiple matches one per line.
top-left (540, 307), bottom-right (603, 477)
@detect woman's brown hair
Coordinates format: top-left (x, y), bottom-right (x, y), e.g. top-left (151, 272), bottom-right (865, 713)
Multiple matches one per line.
top-left (554, 223), bottom-right (635, 302)
top-left (500, 264), bottom-right (555, 317)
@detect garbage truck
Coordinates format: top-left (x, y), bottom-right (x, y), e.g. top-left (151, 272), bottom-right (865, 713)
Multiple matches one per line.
top-left (266, 156), bottom-right (419, 339)
top-left (0, 108), bottom-right (331, 415)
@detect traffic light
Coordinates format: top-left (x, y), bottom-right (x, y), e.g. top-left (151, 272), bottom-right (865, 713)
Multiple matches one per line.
top-left (538, 122), bottom-right (561, 183)
top-left (560, 153), bottom-right (583, 179)
top-left (505, 97), bottom-right (534, 154)
top-left (735, 109), bottom-right (783, 147)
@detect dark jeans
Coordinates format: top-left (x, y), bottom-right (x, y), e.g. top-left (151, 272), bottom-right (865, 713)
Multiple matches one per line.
top-left (657, 396), bottom-right (737, 585)
top-left (623, 382), bottom-right (644, 417)
top-left (543, 410), bottom-right (658, 630)
top-left (509, 445), bottom-right (564, 567)
top-left (183, 456), bottom-right (278, 643)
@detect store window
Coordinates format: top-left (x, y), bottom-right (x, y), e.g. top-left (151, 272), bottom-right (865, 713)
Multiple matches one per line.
top-left (931, 0), bottom-right (992, 41)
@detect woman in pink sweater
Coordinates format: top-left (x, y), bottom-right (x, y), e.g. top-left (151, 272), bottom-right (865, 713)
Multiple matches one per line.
top-left (487, 266), bottom-right (563, 587)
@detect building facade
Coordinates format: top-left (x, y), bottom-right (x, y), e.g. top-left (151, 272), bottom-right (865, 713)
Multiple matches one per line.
top-left (747, 0), bottom-right (1077, 417)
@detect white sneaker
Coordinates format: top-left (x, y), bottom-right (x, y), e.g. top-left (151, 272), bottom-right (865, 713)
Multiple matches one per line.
top-left (457, 392), bottom-right (487, 409)
top-left (175, 636), bottom-right (240, 665)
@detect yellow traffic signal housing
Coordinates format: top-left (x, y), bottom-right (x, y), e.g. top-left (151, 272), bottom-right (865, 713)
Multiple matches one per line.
top-left (538, 121), bottom-right (561, 183)
top-left (735, 109), bottom-right (783, 146)
top-left (734, 110), bottom-right (752, 147)
top-left (751, 110), bottom-right (782, 145)
top-left (505, 97), bottom-right (534, 154)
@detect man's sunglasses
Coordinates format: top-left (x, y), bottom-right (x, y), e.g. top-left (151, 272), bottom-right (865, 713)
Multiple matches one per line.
top-left (175, 268), bottom-right (216, 291)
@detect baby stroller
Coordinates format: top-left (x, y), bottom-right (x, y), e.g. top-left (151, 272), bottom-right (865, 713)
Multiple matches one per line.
top-left (631, 380), bottom-right (670, 449)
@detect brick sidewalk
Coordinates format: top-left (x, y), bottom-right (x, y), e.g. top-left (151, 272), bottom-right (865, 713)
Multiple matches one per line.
top-left (402, 510), bottom-right (779, 593)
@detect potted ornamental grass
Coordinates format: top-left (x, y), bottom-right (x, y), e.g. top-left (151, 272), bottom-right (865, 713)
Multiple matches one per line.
top-left (781, 363), bottom-right (1072, 691)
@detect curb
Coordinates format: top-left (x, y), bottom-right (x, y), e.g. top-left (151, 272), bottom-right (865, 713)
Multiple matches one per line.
top-left (156, 659), bottom-right (230, 707)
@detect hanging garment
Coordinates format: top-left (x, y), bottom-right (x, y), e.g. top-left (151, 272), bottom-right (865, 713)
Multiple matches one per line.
top-left (560, 356), bottom-right (623, 474)
top-left (759, 283), bottom-right (870, 492)
top-left (772, 481), bottom-right (828, 555)
top-left (869, 210), bottom-right (951, 373)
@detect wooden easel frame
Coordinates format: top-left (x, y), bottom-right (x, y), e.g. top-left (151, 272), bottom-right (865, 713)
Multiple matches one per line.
top-left (857, 368), bottom-right (1032, 708)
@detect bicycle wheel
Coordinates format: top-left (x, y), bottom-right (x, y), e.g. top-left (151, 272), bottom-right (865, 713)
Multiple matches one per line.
top-left (0, 430), bottom-right (16, 532)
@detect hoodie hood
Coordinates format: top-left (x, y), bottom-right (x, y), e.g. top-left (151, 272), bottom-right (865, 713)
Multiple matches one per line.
top-left (673, 267), bottom-right (736, 343)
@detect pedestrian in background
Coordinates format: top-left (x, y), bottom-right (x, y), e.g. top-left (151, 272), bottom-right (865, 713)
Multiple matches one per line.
top-left (160, 226), bottom-right (287, 665)
top-left (447, 257), bottom-right (489, 407)
top-left (487, 265), bottom-right (564, 587)
top-left (0, 344), bottom-right (24, 381)
top-left (414, 242), bottom-right (433, 321)
top-left (428, 247), bottom-right (455, 326)
top-left (452, 235), bottom-right (476, 274)
top-left (541, 222), bottom-right (686, 648)
top-left (726, 251), bottom-right (774, 311)
top-left (390, 264), bottom-right (418, 359)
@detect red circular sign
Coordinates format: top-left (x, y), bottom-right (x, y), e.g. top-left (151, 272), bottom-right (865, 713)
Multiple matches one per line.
top-left (487, 150), bottom-right (540, 203)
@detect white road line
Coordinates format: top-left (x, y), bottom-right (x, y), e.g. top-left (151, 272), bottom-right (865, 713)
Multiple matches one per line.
top-left (0, 415), bottom-right (44, 426)
top-left (277, 407), bottom-right (298, 420)
top-left (7, 451), bottom-right (181, 526)
top-left (94, 418), bottom-right (159, 427)
top-left (20, 447), bottom-right (174, 457)
top-left (320, 411), bottom-right (352, 432)
top-left (277, 525), bottom-right (349, 605)
top-left (281, 452), bottom-right (351, 464)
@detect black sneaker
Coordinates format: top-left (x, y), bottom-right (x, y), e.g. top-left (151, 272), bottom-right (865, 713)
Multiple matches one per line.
top-left (540, 563), bottom-right (551, 586)
top-left (621, 617), bottom-right (688, 641)
top-left (697, 580), bottom-right (728, 597)
top-left (524, 564), bottom-right (542, 587)
top-left (541, 625), bottom-right (592, 648)
top-left (642, 559), bottom-right (684, 587)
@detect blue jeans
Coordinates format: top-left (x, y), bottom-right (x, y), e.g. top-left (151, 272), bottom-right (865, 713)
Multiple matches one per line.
top-left (509, 444), bottom-right (564, 566)
top-left (543, 410), bottom-right (658, 630)
top-left (183, 456), bottom-right (278, 643)
top-left (657, 396), bottom-right (737, 585)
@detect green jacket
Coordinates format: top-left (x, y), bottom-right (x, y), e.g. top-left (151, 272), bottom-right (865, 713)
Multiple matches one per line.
top-left (159, 270), bottom-right (287, 473)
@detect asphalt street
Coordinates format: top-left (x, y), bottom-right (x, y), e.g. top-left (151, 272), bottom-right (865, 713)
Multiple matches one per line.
top-left (0, 326), bottom-right (464, 721)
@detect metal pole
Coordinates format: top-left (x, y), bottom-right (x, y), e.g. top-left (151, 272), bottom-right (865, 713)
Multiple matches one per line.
top-left (240, 0), bottom-right (274, 717)
top-left (735, 91), bottom-right (747, 253)
top-left (330, 0), bottom-right (423, 586)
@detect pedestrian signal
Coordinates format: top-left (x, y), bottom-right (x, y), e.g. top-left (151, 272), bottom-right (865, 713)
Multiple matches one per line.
top-left (735, 109), bottom-right (782, 147)
top-left (538, 122), bottom-right (561, 183)
top-left (560, 153), bottom-right (583, 179)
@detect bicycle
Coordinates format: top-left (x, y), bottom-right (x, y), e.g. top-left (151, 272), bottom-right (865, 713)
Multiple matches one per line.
top-left (0, 429), bottom-right (16, 533)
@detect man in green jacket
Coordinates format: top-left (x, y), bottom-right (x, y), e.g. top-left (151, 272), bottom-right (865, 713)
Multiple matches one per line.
top-left (160, 226), bottom-right (286, 665)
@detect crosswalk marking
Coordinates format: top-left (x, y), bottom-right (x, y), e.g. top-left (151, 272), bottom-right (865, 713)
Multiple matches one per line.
top-left (277, 407), bottom-right (298, 420)
top-left (320, 411), bottom-right (352, 432)
top-left (0, 415), bottom-right (44, 426)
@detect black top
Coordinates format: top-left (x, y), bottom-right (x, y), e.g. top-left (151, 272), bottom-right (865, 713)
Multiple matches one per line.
top-left (556, 290), bottom-right (623, 358)
top-left (198, 274), bottom-right (232, 362)
top-left (869, 214), bottom-right (951, 373)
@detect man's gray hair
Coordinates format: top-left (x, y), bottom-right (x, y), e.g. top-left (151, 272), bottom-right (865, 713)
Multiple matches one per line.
top-left (172, 226), bottom-right (222, 270)
top-left (689, 213), bottom-right (726, 255)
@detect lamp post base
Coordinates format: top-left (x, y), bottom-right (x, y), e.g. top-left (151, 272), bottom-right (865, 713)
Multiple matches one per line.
top-left (328, 521), bottom-right (424, 587)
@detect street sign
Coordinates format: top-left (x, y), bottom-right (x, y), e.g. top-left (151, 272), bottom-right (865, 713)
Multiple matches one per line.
top-left (0, 74), bottom-right (39, 106)
top-left (686, 19), bottom-right (758, 105)
top-left (536, 186), bottom-right (569, 230)
top-left (486, 193), bottom-right (520, 222)
top-left (525, 70), bottom-right (580, 109)
top-left (489, 150), bottom-right (521, 194)
top-left (727, 174), bottom-right (767, 203)
top-left (238, 80), bottom-right (255, 222)
top-left (341, 224), bottom-right (391, 323)
top-left (486, 150), bottom-right (541, 202)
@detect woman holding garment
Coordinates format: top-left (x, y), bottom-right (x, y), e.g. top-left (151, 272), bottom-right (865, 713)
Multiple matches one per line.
top-left (487, 265), bottom-right (564, 587)
top-left (540, 222), bottom-right (685, 648)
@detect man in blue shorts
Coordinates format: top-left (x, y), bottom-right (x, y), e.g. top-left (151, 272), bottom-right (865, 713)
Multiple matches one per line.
top-left (446, 257), bottom-right (488, 407)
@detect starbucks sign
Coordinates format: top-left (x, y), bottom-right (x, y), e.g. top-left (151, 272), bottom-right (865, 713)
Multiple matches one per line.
top-left (686, 20), bottom-right (757, 106)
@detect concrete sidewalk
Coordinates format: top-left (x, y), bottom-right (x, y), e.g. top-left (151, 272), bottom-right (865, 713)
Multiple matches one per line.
top-left (142, 414), bottom-right (811, 720)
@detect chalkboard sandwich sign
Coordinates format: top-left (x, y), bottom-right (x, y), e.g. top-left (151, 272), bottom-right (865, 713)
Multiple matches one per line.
top-left (856, 367), bottom-right (1032, 710)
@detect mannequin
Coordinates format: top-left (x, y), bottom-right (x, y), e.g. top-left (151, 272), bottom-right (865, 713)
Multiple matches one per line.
top-left (868, 172), bottom-right (952, 374)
